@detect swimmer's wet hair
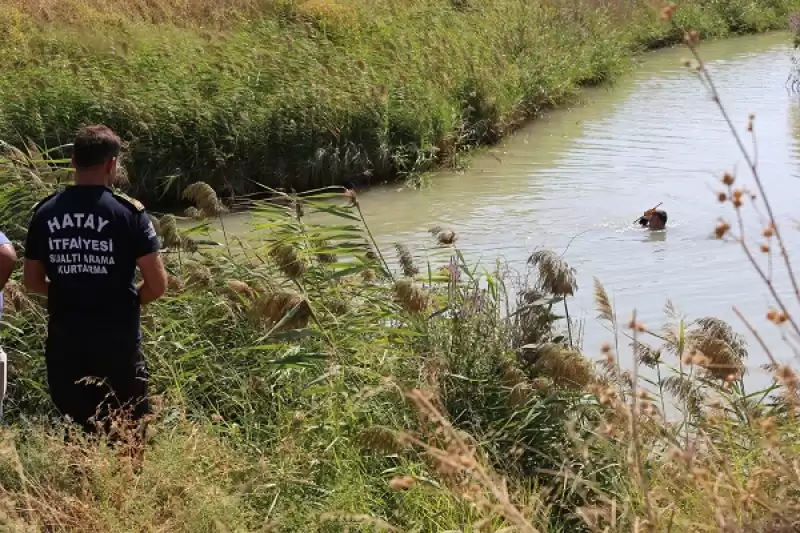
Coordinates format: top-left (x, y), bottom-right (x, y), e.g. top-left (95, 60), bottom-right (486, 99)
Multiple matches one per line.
top-left (653, 210), bottom-right (668, 223)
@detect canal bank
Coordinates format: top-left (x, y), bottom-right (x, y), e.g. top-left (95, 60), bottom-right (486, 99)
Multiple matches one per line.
top-left (0, 0), bottom-right (798, 207)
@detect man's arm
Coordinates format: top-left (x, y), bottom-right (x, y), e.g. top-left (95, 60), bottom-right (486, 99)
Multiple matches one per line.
top-left (0, 241), bottom-right (17, 291)
top-left (133, 211), bottom-right (167, 305)
top-left (137, 252), bottom-right (167, 305)
top-left (23, 217), bottom-right (49, 296)
top-left (23, 259), bottom-right (48, 296)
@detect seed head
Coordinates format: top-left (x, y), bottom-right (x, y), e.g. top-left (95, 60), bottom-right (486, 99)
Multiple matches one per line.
top-left (759, 417), bottom-right (776, 432)
top-left (183, 181), bottom-right (226, 217)
top-left (601, 342), bottom-right (612, 353)
top-left (395, 243), bottom-right (419, 277)
top-left (760, 243), bottom-right (770, 253)
top-left (660, 2), bottom-right (678, 21)
top-left (722, 171), bottom-right (735, 185)
top-left (717, 192), bottom-right (727, 202)
top-left (344, 188), bottom-right (359, 207)
top-left (763, 226), bottom-right (774, 238)
top-left (269, 243), bottom-right (308, 279)
top-left (392, 279), bottom-right (429, 314)
top-left (776, 365), bottom-right (798, 388)
top-left (715, 221), bottom-right (730, 239)
top-left (692, 467), bottom-right (709, 481)
top-left (388, 476), bottom-right (415, 491)
top-left (767, 310), bottom-right (789, 324)
top-left (684, 30), bottom-right (700, 45)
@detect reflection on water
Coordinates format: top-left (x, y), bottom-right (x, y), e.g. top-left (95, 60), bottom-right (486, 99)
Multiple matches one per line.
top-left (215, 31), bottom-right (800, 391)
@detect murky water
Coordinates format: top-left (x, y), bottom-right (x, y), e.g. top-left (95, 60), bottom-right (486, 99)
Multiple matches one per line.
top-left (215, 32), bottom-right (800, 392)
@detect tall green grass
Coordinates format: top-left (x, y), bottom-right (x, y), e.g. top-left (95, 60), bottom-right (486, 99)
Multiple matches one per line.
top-left (0, 0), bottom-right (797, 207)
top-left (2, 125), bottom-right (798, 531)
top-left (0, 142), bottom-right (611, 531)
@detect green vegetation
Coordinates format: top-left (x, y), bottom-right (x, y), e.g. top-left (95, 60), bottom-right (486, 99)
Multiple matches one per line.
top-left (1, 4), bottom-right (800, 533)
top-left (2, 123), bottom-right (800, 531)
top-left (0, 0), bottom-right (797, 206)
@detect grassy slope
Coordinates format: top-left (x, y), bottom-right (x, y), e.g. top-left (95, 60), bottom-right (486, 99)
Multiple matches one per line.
top-left (0, 0), bottom-right (795, 207)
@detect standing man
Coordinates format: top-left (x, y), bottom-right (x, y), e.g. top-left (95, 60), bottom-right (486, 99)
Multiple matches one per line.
top-left (0, 234), bottom-right (17, 421)
top-left (23, 124), bottom-right (167, 436)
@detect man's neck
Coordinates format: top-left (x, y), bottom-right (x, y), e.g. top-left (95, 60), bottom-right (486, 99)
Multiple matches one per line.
top-left (74, 172), bottom-right (108, 187)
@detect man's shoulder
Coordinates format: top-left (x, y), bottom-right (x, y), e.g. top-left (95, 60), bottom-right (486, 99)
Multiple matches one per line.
top-left (30, 189), bottom-right (63, 216)
top-left (108, 190), bottom-right (146, 214)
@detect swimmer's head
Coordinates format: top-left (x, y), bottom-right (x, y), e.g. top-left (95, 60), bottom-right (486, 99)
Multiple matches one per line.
top-left (648, 210), bottom-right (667, 230)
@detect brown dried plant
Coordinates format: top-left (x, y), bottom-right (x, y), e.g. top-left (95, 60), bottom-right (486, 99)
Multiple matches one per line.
top-left (429, 226), bottom-right (458, 245)
top-left (395, 243), bottom-right (418, 277)
top-left (397, 388), bottom-right (544, 533)
top-left (252, 290), bottom-right (311, 331)
top-left (528, 249), bottom-right (577, 296)
top-left (520, 343), bottom-right (594, 390)
top-left (268, 242), bottom-right (308, 279)
top-left (182, 181), bottom-right (227, 217)
top-left (157, 214), bottom-right (182, 249)
top-left (392, 279), bottom-right (429, 314)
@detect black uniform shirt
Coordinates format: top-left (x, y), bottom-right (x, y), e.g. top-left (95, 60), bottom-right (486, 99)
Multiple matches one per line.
top-left (24, 185), bottom-right (161, 349)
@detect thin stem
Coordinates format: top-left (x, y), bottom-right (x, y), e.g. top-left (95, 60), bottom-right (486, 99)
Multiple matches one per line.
top-left (564, 298), bottom-right (573, 349)
top-left (218, 214), bottom-right (231, 257)
top-left (732, 306), bottom-right (778, 368)
top-left (353, 201), bottom-right (395, 282)
top-left (629, 310), bottom-right (654, 525)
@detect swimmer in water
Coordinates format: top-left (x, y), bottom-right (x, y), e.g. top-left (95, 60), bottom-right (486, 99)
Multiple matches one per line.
top-left (638, 208), bottom-right (667, 230)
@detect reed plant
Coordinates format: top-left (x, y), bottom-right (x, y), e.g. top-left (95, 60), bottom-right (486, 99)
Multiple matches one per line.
top-left (0, 140), bottom-right (606, 531)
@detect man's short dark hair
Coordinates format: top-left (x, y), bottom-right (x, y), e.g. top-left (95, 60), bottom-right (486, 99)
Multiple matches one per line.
top-left (72, 125), bottom-right (121, 169)
top-left (654, 210), bottom-right (668, 224)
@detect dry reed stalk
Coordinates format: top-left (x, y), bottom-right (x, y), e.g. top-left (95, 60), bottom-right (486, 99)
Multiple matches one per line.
top-left (252, 290), bottom-right (311, 330)
top-left (395, 243), bottom-right (418, 277)
top-left (528, 250), bottom-right (577, 296)
top-left (429, 226), bottom-right (458, 246)
top-left (157, 214), bottom-right (182, 249)
top-left (392, 279), bottom-right (429, 314)
top-left (183, 181), bottom-right (227, 217)
top-left (398, 388), bottom-right (541, 533)
top-left (268, 243), bottom-right (307, 279)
